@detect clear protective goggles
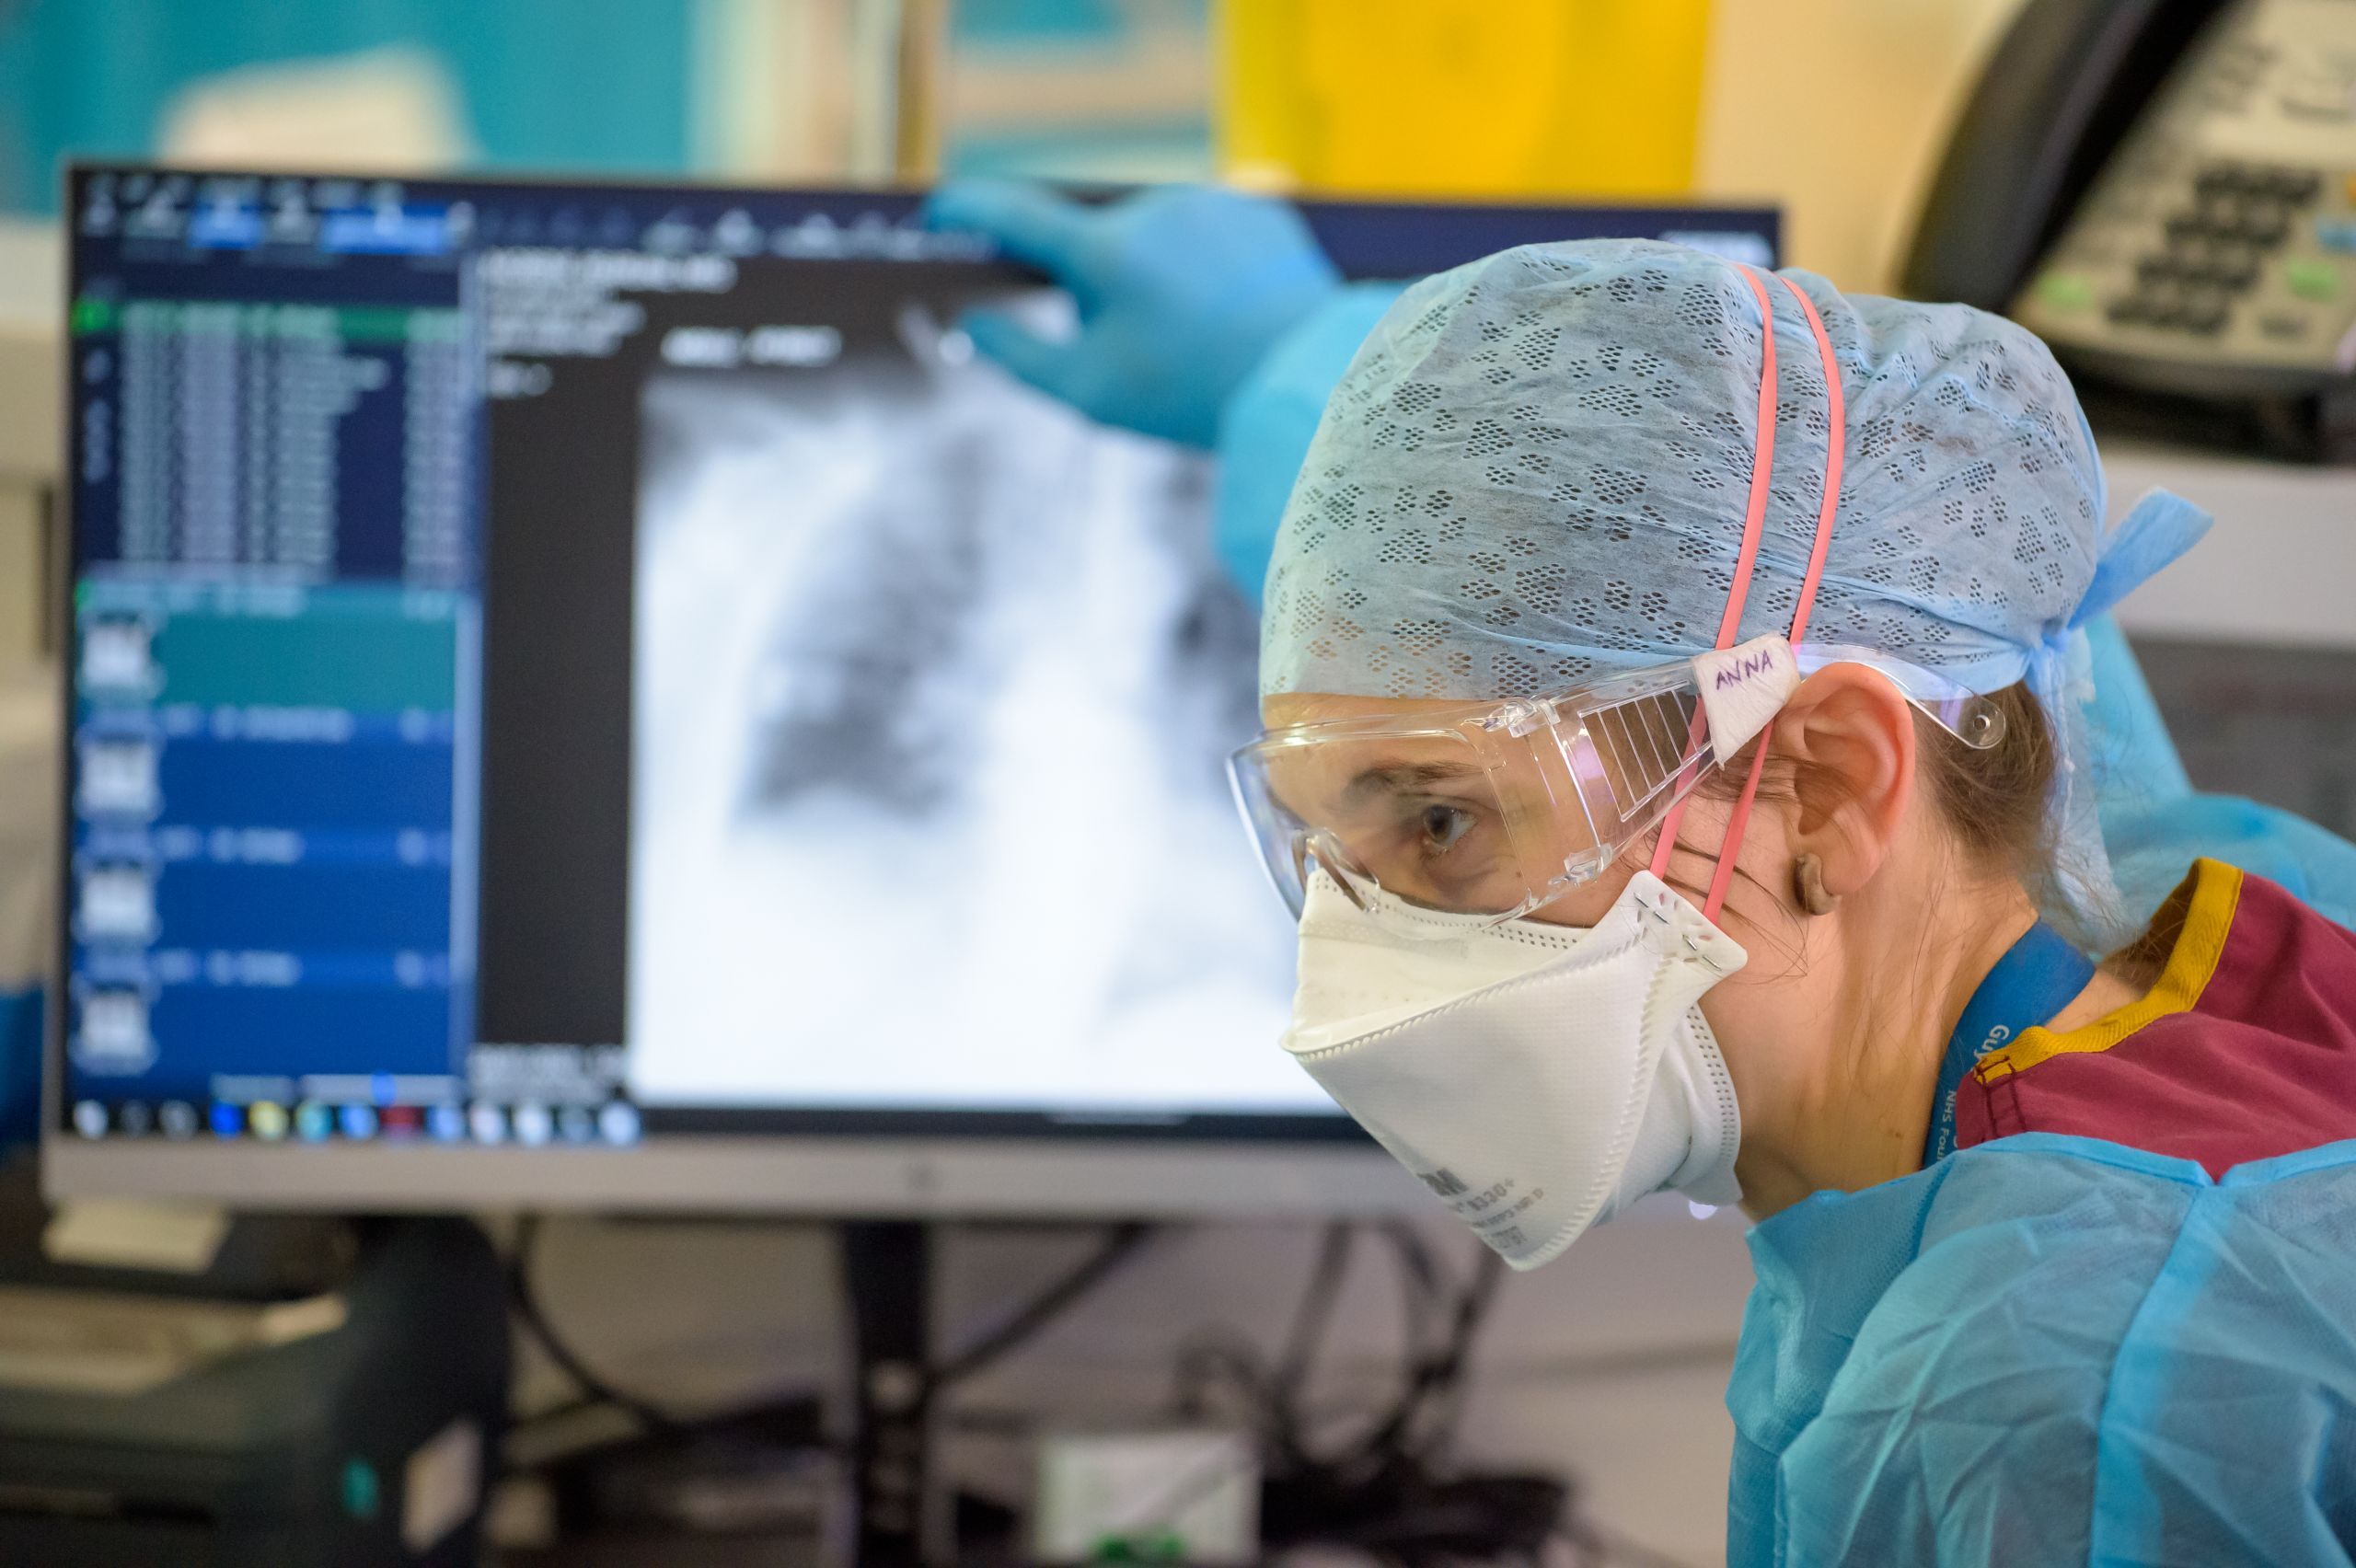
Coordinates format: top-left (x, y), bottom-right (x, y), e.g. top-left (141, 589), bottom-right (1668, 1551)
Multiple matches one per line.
top-left (1229, 637), bottom-right (2003, 929)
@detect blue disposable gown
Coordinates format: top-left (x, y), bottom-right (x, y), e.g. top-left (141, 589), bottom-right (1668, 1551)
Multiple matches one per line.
top-left (1727, 1133), bottom-right (2356, 1566)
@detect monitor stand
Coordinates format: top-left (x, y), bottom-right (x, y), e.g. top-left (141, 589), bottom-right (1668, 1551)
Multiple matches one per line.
top-left (838, 1220), bottom-right (938, 1568)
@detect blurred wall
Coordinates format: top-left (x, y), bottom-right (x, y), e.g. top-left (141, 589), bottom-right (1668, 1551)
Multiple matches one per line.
top-left (945, 0), bottom-right (1213, 181)
top-left (0, 0), bottom-right (2033, 290)
top-left (1696, 0), bottom-right (2027, 291)
top-left (0, 0), bottom-right (695, 213)
top-left (935, 0), bottom-right (2033, 289)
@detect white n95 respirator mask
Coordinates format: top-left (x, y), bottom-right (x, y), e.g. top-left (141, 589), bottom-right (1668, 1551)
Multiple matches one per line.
top-left (1282, 870), bottom-right (1745, 1270)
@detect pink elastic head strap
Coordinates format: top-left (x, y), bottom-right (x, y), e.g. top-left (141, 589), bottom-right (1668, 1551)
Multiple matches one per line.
top-left (1646, 269), bottom-right (1846, 923)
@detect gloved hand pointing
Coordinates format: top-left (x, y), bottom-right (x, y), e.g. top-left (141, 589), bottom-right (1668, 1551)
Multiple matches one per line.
top-left (923, 180), bottom-right (1341, 449)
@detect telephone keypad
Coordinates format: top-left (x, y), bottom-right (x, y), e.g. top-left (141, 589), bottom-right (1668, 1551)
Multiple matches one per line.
top-left (2008, 0), bottom-right (2356, 395)
top-left (2087, 156), bottom-right (2342, 342)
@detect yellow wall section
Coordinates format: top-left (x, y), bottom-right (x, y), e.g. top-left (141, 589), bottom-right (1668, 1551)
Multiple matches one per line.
top-left (1219, 0), bottom-right (1713, 199)
top-left (1220, 0), bottom-right (2036, 294)
top-left (1692, 0), bottom-right (2027, 291)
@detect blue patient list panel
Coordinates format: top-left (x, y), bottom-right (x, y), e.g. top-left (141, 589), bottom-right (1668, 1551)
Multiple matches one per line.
top-left (67, 591), bottom-right (477, 1105)
top-left (65, 169), bottom-right (481, 1116)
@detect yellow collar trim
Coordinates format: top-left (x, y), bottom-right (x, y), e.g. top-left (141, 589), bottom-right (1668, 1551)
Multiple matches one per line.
top-left (1973, 859), bottom-right (2245, 1084)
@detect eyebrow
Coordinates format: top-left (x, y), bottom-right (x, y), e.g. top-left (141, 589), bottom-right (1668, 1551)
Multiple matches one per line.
top-left (1339, 759), bottom-right (1488, 808)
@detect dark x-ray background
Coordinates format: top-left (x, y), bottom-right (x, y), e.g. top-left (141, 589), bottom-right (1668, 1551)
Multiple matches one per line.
top-left (626, 298), bottom-right (1308, 1112)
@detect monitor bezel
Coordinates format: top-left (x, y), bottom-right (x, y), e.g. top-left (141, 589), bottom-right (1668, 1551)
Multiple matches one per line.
top-left (44, 1131), bottom-right (1416, 1214)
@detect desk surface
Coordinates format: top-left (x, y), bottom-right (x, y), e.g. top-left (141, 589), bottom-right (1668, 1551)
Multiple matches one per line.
top-left (2101, 440), bottom-right (2356, 652)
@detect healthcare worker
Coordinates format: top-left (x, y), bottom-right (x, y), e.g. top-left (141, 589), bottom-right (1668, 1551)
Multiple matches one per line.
top-left (925, 180), bottom-right (2356, 932)
top-left (936, 186), bottom-right (2356, 1563)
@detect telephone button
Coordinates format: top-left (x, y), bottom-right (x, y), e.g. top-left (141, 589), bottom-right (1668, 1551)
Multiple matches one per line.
top-left (2035, 271), bottom-right (2096, 312)
top-left (2318, 219), bottom-right (2356, 256)
top-left (2193, 164), bottom-right (2317, 208)
top-left (2232, 203), bottom-right (2292, 248)
top-left (2215, 248), bottom-right (2261, 289)
top-left (2186, 261), bottom-right (2260, 293)
top-left (2258, 311), bottom-right (2311, 341)
top-left (2194, 164), bottom-right (2245, 199)
top-left (2167, 203), bottom-right (2288, 249)
top-left (2182, 302), bottom-right (2228, 336)
top-left (2165, 212), bottom-right (2212, 246)
top-left (2285, 259), bottom-right (2339, 302)
top-left (2267, 169), bottom-right (2323, 206)
top-left (2280, 74), bottom-right (2355, 122)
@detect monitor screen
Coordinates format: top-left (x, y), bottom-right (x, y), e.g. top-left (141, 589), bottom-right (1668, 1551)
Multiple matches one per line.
top-left (49, 167), bottom-right (1777, 1210)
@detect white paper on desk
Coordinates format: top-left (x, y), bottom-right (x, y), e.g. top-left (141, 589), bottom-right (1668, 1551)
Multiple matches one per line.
top-left (404, 1417), bottom-right (482, 1554)
top-left (44, 1199), bottom-right (230, 1274)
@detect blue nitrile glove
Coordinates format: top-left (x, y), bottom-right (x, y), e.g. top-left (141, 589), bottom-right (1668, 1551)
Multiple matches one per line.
top-left (923, 180), bottom-right (1342, 449)
top-left (1216, 282), bottom-right (1403, 605)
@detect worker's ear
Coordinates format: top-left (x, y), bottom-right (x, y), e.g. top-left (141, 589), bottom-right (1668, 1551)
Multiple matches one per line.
top-left (1766, 663), bottom-right (1918, 903)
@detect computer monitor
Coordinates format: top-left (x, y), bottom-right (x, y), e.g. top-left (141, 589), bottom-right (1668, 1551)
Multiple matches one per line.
top-left (45, 167), bottom-right (1777, 1214)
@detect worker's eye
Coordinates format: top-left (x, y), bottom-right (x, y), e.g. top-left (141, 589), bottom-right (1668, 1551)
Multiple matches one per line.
top-left (1417, 803), bottom-right (1477, 856)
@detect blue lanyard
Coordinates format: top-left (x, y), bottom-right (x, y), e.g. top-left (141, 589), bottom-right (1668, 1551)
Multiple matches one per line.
top-left (1923, 921), bottom-right (2096, 1166)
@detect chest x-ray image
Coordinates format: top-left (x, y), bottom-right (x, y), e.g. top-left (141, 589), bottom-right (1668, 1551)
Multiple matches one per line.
top-left (627, 278), bottom-right (1311, 1113)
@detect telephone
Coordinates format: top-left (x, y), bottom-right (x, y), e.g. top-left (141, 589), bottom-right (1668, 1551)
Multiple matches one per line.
top-left (1902, 0), bottom-right (2356, 459)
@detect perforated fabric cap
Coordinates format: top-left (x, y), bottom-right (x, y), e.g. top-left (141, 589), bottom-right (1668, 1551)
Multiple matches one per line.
top-left (1261, 238), bottom-right (2212, 941)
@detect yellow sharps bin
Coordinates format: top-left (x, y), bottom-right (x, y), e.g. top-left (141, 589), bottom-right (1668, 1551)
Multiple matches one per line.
top-left (1218, 0), bottom-right (1715, 199)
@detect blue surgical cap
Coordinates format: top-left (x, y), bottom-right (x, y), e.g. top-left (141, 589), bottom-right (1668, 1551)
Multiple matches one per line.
top-left (1262, 239), bottom-right (2212, 941)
